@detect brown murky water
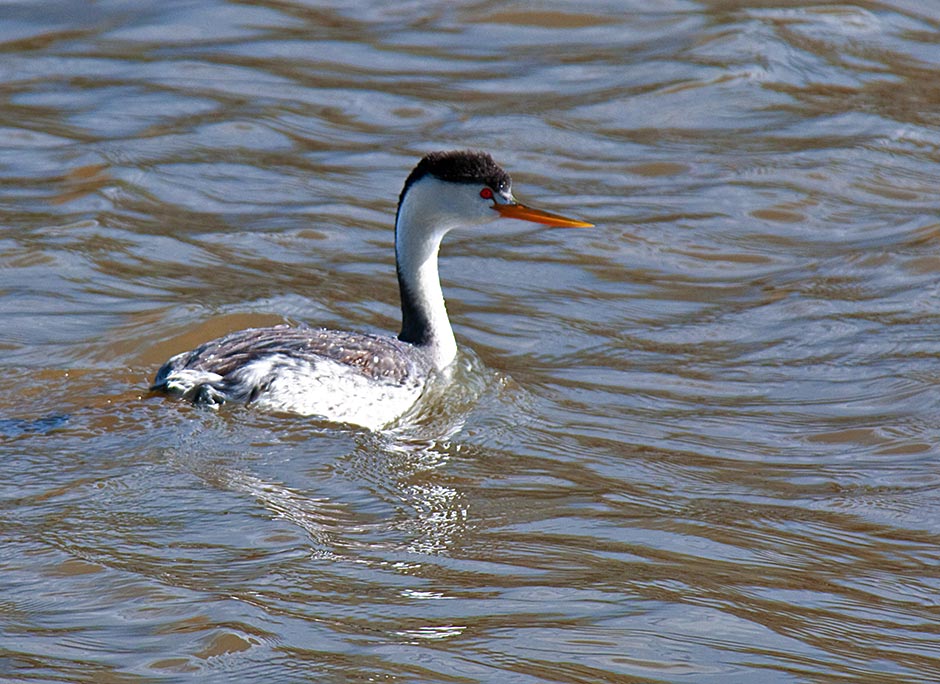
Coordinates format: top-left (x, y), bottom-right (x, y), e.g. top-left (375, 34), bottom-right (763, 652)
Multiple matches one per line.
top-left (3, 1), bottom-right (940, 682)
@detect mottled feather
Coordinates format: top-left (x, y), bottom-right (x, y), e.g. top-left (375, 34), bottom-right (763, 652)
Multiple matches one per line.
top-left (152, 325), bottom-right (434, 415)
top-left (154, 325), bottom-right (426, 384)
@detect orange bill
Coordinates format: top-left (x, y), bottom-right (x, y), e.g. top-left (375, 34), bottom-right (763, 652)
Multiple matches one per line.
top-left (494, 202), bottom-right (593, 228)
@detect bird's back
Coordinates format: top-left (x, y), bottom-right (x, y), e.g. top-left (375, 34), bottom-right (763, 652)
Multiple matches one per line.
top-left (152, 325), bottom-right (434, 428)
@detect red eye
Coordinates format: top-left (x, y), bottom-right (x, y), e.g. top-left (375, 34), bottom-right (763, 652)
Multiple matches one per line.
top-left (479, 187), bottom-right (493, 200)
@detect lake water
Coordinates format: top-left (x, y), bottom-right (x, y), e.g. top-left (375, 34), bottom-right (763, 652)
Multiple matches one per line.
top-left (3, 1), bottom-right (940, 682)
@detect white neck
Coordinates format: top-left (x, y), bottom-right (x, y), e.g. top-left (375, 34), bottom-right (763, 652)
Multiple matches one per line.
top-left (395, 183), bottom-right (458, 370)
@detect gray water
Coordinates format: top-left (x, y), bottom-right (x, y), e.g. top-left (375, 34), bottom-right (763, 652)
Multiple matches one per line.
top-left (3, 1), bottom-right (940, 682)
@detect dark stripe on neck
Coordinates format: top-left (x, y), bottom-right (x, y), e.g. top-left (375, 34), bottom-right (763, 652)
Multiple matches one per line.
top-left (397, 265), bottom-right (433, 346)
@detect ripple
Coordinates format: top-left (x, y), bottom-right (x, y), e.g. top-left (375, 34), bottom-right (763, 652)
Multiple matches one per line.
top-left (3, 0), bottom-right (940, 682)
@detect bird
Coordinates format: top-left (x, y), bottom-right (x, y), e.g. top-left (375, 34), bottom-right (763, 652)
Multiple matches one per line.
top-left (152, 150), bottom-right (592, 429)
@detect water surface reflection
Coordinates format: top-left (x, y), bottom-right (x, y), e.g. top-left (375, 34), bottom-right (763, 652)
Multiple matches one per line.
top-left (3, 1), bottom-right (940, 682)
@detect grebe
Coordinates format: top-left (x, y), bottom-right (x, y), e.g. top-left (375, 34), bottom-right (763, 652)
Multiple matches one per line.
top-left (152, 150), bottom-right (592, 429)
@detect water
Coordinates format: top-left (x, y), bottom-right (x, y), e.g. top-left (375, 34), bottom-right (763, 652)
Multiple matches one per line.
top-left (3, 1), bottom-right (940, 681)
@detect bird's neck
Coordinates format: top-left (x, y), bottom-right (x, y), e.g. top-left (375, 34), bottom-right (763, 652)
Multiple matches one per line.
top-left (395, 204), bottom-right (457, 370)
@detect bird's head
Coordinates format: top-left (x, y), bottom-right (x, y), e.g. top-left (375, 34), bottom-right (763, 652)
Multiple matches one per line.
top-left (395, 150), bottom-right (592, 241)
